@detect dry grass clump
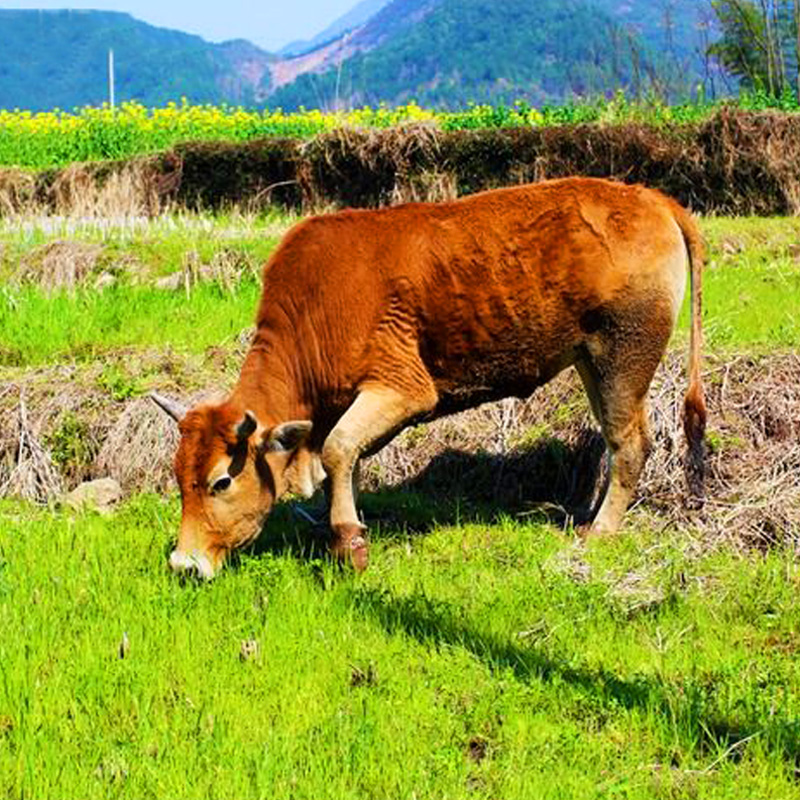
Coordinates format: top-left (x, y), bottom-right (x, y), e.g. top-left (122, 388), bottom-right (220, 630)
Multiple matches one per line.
top-left (0, 169), bottom-right (39, 216)
top-left (94, 397), bottom-right (180, 493)
top-left (50, 160), bottom-right (171, 219)
top-left (0, 370), bottom-right (110, 494)
top-left (702, 354), bottom-right (800, 546)
top-left (0, 391), bottom-right (63, 503)
top-left (13, 240), bottom-right (104, 293)
top-left (0, 156), bottom-right (178, 219)
top-left (61, 159), bottom-right (175, 218)
top-left (298, 122), bottom-right (449, 208)
top-left (0, 355), bottom-right (224, 501)
top-left (96, 386), bottom-right (225, 492)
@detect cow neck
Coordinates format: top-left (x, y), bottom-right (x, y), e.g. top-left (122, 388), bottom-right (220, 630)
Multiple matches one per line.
top-left (232, 334), bottom-right (308, 427)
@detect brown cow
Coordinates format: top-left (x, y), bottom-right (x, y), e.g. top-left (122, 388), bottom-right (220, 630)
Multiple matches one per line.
top-left (152, 177), bottom-right (706, 580)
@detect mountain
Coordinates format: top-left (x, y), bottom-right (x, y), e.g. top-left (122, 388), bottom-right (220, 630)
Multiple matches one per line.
top-left (0, 9), bottom-right (275, 111)
top-left (0, 4), bottom-right (721, 114)
top-left (265, 0), bottom-right (717, 110)
top-left (265, 0), bottom-right (439, 95)
top-left (280, 0), bottom-right (392, 57)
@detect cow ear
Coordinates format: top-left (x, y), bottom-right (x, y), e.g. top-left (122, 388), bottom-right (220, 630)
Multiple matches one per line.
top-left (264, 421), bottom-right (313, 453)
top-left (235, 411), bottom-right (259, 441)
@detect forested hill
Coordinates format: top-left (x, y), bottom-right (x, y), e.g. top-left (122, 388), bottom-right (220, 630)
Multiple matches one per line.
top-left (267, 0), bottom-right (717, 110)
top-left (0, 9), bottom-right (275, 111)
top-left (0, 3), bottom-right (718, 113)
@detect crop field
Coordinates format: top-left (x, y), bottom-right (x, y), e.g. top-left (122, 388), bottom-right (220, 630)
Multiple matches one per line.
top-left (0, 91), bottom-right (799, 168)
top-left (0, 209), bottom-right (798, 798)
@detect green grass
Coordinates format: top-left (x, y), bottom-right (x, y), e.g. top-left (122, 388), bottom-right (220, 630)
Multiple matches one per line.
top-left (0, 280), bottom-right (260, 367)
top-left (0, 214), bottom-right (797, 370)
top-left (1, 496), bottom-right (800, 798)
top-left (677, 217), bottom-right (800, 351)
top-left (0, 213), bottom-right (798, 796)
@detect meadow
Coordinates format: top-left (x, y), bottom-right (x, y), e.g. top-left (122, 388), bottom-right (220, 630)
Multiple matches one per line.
top-left (2, 499), bottom-right (800, 799)
top-left (0, 208), bottom-right (798, 798)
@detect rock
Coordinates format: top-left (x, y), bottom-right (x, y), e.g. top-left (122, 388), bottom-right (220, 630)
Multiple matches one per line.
top-left (65, 478), bottom-right (123, 515)
top-left (93, 271), bottom-right (117, 290)
top-left (154, 272), bottom-right (183, 291)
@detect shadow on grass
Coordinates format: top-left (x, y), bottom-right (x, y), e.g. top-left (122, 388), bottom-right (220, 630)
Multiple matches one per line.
top-left (348, 585), bottom-right (800, 766)
top-left (251, 430), bottom-right (608, 561)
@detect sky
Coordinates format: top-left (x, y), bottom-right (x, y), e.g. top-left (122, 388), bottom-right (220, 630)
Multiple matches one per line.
top-left (0, 1), bottom-right (357, 51)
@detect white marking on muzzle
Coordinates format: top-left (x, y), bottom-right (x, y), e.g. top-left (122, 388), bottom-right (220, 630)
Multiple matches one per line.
top-left (169, 549), bottom-right (215, 581)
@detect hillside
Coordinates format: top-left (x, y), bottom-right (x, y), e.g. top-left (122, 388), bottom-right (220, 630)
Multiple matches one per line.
top-left (0, 4), bottom-right (720, 113)
top-left (0, 9), bottom-right (274, 111)
top-left (267, 0), bottom-right (703, 110)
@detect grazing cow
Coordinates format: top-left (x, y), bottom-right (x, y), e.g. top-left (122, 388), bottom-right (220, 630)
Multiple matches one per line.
top-left (152, 177), bottom-right (706, 580)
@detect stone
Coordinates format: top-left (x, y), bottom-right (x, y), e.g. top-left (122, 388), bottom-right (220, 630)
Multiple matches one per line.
top-left (154, 272), bottom-right (183, 291)
top-left (65, 478), bottom-right (123, 515)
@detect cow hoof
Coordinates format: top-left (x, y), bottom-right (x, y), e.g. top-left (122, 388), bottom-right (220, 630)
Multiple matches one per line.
top-left (330, 524), bottom-right (369, 572)
top-left (577, 521), bottom-right (617, 540)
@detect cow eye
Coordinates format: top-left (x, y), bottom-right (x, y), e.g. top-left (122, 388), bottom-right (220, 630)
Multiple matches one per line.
top-left (210, 476), bottom-right (232, 495)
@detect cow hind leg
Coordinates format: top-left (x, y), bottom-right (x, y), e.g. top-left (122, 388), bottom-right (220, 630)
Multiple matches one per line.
top-left (321, 382), bottom-right (437, 570)
top-left (576, 299), bottom-right (673, 535)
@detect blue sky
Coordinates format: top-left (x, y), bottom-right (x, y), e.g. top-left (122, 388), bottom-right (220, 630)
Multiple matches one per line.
top-left (0, 1), bottom-right (357, 50)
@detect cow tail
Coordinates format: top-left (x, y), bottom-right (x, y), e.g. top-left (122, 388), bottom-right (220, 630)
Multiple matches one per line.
top-left (675, 205), bottom-right (707, 507)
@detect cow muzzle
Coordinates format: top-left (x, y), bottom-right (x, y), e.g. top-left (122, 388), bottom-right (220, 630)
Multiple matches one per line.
top-left (169, 549), bottom-right (217, 581)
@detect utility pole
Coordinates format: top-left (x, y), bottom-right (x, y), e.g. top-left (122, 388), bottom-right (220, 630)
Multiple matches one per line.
top-left (108, 48), bottom-right (115, 110)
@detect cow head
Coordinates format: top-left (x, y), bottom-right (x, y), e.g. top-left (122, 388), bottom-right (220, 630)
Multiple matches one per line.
top-left (151, 393), bottom-right (312, 580)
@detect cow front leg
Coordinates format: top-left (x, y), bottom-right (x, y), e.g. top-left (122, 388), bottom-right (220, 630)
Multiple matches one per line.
top-left (321, 382), bottom-right (437, 570)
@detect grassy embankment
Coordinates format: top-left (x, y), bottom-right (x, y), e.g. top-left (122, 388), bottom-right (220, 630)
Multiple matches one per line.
top-left (0, 212), bottom-right (798, 798)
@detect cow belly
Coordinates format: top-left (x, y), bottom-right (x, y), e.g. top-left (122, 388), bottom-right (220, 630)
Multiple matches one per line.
top-left (427, 337), bottom-right (579, 416)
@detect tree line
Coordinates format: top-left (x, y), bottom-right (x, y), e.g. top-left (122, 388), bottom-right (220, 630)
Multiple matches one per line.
top-left (710, 0), bottom-right (800, 98)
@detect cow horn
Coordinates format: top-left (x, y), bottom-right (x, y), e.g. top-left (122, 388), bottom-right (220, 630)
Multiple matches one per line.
top-left (150, 392), bottom-right (187, 423)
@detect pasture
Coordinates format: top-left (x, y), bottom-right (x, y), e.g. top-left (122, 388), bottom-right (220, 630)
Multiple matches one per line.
top-left (0, 210), bottom-right (798, 798)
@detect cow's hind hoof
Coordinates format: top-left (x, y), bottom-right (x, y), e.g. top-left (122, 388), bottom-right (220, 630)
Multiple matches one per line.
top-left (330, 523), bottom-right (369, 572)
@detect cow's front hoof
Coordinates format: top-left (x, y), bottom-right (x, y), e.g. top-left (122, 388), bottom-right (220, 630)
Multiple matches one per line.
top-left (577, 520), bottom-right (618, 540)
top-left (330, 523), bottom-right (369, 572)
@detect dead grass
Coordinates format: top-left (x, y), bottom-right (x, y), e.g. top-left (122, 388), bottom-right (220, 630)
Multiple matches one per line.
top-left (298, 122), bottom-right (449, 208)
top-left (0, 157), bottom-right (179, 220)
top-left (50, 160), bottom-right (170, 219)
top-left (13, 240), bottom-right (105, 293)
top-left (94, 397), bottom-right (181, 493)
top-left (0, 390), bottom-right (63, 503)
top-left (362, 352), bottom-right (800, 544)
top-left (0, 169), bottom-right (38, 217)
top-left (0, 350), bottom-right (796, 544)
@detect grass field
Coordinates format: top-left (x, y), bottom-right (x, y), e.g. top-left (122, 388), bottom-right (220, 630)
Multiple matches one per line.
top-left (2, 499), bottom-right (800, 798)
top-left (0, 210), bottom-right (798, 798)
